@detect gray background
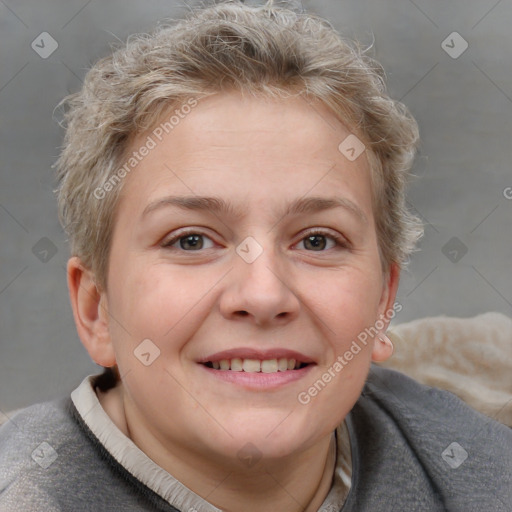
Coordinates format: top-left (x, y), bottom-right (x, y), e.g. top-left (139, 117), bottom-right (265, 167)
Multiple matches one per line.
top-left (1, 0), bottom-right (511, 412)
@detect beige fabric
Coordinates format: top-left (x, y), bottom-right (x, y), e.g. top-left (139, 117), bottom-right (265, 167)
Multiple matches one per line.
top-left (382, 312), bottom-right (512, 427)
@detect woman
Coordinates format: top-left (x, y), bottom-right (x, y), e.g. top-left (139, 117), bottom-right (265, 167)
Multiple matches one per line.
top-left (1, 1), bottom-right (510, 510)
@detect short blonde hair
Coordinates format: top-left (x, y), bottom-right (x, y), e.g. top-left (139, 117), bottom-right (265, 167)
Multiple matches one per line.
top-left (56, 0), bottom-right (423, 289)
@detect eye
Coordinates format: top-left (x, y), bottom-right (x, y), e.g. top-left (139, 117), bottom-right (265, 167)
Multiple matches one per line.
top-left (297, 230), bottom-right (348, 252)
top-left (162, 230), bottom-right (215, 251)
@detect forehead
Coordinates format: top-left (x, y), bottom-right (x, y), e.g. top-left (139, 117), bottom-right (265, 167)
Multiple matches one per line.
top-left (118, 92), bottom-right (373, 218)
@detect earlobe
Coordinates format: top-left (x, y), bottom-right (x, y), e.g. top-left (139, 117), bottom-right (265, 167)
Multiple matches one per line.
top-left (371, 262), bottom-right (400, 363)
top-left (67, 257), bottom-right (116, 367)
top-left (371, 332), bottom-right (394, 362)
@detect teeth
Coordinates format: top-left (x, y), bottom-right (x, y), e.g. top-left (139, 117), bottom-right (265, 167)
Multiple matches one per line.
top-left (231, 358), bottom-right (243, 372)
top-left (208, 357), bottom-right (306, 372)
top-left (261, 359), bottom-right (278, 373)
top-left (243, 359), bottom-right (261, 373)
top-left (278, 358), bottom-right (288, 371)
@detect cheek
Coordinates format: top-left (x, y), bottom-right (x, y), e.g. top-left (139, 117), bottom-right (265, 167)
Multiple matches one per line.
top-left (295, 270), bottom-right (381, 427)
top-left (306, 266), bottom-right (384, 342)
top-left (107, 262), bottom-right (218, 359)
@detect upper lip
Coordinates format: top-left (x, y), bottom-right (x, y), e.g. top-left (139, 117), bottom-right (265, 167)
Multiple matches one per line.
top-left (197, 348), bottom-right (315, 364)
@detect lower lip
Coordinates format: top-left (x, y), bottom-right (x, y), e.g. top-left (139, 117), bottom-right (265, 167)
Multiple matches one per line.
top-left (198, 364), bottom-right (315, 390)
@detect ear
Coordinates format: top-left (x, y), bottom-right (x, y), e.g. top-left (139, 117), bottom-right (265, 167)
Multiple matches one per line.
top-left (371, 262), bottom-right (400, 363)
top-left (67, 256), bottom-right (116, 367)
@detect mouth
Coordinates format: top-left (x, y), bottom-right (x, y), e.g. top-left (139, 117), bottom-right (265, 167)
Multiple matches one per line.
top-left (202, 358), bottom-right (310, 373)
top-left (197, 349), bottom-right (315, 388)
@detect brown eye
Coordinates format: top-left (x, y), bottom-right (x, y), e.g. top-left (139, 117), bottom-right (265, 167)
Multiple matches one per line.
top-left (304, 235), bottom-right (329, 251)
top-left (299, 232), bottom-right (341, 251)
top-left (162, 231), bottom-right (215, 251)
top-left (178, 234), bottom-right (204, 250)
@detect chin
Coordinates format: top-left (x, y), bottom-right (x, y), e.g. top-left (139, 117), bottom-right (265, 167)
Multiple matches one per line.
top-left (208, 409), bottom-right (325, 461)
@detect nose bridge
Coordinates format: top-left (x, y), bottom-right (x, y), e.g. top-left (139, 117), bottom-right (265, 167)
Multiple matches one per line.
top-left (220, 235), bottom-right (300, 324)
top-left (237, 237), bottom-right (286, 296)
top-left (239, 241), bottom-right (282, 289)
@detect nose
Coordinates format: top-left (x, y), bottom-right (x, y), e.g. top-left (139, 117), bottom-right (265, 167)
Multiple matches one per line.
top-left (218, 243), bottom-right (300, 327)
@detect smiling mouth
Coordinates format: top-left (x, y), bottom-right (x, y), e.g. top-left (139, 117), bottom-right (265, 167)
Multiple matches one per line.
top-left (202, 358), bottom-right (311, 373)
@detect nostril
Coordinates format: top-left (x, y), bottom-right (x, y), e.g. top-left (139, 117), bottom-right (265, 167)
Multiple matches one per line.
top-left (236, 311), bottom-right (249, 317)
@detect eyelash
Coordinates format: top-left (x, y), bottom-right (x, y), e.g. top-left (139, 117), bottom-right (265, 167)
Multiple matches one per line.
top-left (161, 228), bottom-right (350, 252)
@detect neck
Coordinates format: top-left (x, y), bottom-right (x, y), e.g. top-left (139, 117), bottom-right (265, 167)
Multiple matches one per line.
top-left (194, 435), bottom-right (337, 512)
top-left (98, 384), bottom-right (338, 512)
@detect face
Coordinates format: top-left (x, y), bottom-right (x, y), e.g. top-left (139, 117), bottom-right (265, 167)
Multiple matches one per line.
top-left (100, 91), bottom-right (398, 466)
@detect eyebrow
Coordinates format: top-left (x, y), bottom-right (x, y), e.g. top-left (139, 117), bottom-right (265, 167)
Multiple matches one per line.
top-left (142, 195), bottom-right (368, 224)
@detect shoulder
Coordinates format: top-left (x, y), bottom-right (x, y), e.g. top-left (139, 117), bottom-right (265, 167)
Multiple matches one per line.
top-left (0, 398), bottom-right (75, 511)
top-left (346, 365), bottom-right (512, 510)
top-left (363, 365), bottom-right (511, 437)
top-left (0, 397), bottom-right (77, 465)
top-left (362, 365), bottom-right (512, 457)
top-left (0, 395), bottom-right (179, 512)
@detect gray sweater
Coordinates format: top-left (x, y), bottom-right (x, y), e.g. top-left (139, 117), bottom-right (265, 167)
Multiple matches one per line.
top-left (1, 366), bottom-right (511, 511)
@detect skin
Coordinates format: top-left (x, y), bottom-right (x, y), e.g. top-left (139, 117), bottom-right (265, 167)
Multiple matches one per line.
top-left (68, 91), bottom-right (399, 512)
